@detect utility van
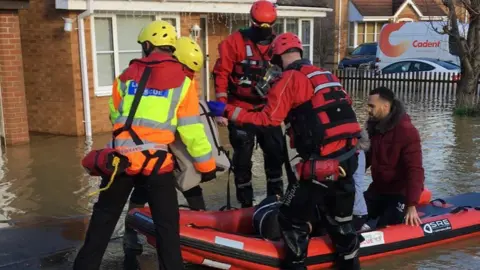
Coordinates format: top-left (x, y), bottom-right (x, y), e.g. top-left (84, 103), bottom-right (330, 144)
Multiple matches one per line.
top-left (375, 21), bottom-right (467, 71)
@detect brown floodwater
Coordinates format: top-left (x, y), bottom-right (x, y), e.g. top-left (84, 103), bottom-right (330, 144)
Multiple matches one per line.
top-left (0, 87), bottom-right (479, 269)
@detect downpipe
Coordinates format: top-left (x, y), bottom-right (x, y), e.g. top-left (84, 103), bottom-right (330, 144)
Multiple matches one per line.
top-left (78, 0), bottom-right (94, 144)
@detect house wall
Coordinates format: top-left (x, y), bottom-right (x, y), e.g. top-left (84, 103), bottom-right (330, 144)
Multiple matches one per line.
top-left (0, 10), bottom-right (29, 145)
top-left (19, 2), bottom-right (233, 136)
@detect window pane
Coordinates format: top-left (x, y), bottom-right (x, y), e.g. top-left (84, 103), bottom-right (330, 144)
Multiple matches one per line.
top-left (273, 19), bottom-right (284, 34)
top-left (94, 17), bottom-right (113, 52)
top-left (286, 18), bottom-right (298, 35)
top-left (348, 22), bottom-right (355, 47)
top-left (366, 22), bottom-right (375, 42)
top-left (117, 15), bottom-right (154, 51)
top-left (119, 52), bottom-right (142, 72)
top-left (96, 53), bottom-right (115, 86)
top-left (302, 45), bottom-right (310, 60)
top-left (356, 23), bottom-right (365, 44)
top-left (162, 18), bottom-right (176, 28)
top-left (301, 21), bottom-right (311, 45)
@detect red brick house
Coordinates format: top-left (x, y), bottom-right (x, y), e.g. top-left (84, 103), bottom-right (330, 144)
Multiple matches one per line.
top-left (0, 0), bottom-right (331, 144)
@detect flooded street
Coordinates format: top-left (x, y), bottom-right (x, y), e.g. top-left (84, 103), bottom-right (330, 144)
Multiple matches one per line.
top-left (0, 88), bottom-right (479, 269)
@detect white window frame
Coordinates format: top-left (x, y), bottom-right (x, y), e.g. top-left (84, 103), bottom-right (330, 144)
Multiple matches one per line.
top-left (91, 14), bottom-right (181, 97)
top-left (274, 18), bottom-right (314, 63)
top-left (348, 20), bottom-right (389, 49)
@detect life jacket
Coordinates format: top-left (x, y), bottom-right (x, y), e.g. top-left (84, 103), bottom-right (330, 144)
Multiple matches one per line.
top-left (285, 64), bottom-right (362, 160)
top-left (110, 58), bottom-right (189, 176)
top-left (228, 29), bottom-right (274, 105)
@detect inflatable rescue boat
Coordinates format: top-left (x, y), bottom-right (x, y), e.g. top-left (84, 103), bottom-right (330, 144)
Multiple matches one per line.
top-left (126, 191), bottom-right (480, 269)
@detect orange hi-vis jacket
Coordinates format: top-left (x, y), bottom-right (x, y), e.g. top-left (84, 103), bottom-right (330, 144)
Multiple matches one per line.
top-left (108, 52), bottom-right (216, 176)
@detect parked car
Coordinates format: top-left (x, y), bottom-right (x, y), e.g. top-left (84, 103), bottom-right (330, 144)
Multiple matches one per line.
top-left (338, 42), bottom-right (377, 70)
top-left (379, 58), bottom-right (461, 81)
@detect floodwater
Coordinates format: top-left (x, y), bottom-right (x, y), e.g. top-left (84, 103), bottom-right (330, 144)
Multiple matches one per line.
top-left (0, 88), bottom-right (479, 269)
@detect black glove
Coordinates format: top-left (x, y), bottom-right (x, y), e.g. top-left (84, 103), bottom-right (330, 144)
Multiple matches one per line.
top-left (201, 168), bottom-right (217, 183)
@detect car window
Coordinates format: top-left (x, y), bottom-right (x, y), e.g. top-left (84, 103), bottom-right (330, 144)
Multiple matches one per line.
top-left (410, 61), bottom-right (435, 72)
top-left (351, 44), bottom-right (377, 56)
top-left (382, 61), bottom-right (412, 74)
top-left (433, 60), bottom-right (460, 70)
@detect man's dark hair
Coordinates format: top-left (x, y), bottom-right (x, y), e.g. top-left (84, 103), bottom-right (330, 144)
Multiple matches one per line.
top-left (369, 86), bottom-right (395, 103)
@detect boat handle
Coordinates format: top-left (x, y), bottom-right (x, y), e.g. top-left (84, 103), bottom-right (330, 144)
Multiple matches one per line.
top-left (450, 206), bottom-right (473, 214)
top-left (430, 198), bottom-right (447, 206)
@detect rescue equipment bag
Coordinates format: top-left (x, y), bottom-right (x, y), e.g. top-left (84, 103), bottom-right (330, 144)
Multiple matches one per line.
top-left (295, 159), bottom-right (346, 182)
top-left (172, 99), bottom-right (231, 192)
top-left (81, 148), bottom-right (130, 177)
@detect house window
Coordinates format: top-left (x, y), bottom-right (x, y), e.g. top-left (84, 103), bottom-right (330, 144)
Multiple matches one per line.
top-left (348, 21), bottom-right (388, 49)
top-left (273, 18), bottom-right (314, 62)
top-left (92, 14), bottom-right (181, 96)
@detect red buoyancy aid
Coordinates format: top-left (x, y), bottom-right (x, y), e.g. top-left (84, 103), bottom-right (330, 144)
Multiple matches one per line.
top-left (228, 29), bottom-right (273, 105)
top-left (286, 64), bottom-right (362, 160)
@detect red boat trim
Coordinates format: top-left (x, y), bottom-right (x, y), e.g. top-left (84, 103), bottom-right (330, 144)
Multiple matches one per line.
top-left (126, 211), bottom-right (480, 267)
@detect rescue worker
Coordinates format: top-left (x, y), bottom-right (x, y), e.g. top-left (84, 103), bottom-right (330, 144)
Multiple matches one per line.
top-left (74, 20), bottom-right (216, 270)
top-left (122, 36), bottom-right (217, 269)
top-left (207, 32), bottom-right (363, 269)
top-left (212, 0), bottom-right (285, 208)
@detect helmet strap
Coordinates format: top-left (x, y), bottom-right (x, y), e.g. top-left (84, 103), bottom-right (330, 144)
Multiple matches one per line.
top-left (142, 42), bottom-right (154, 57)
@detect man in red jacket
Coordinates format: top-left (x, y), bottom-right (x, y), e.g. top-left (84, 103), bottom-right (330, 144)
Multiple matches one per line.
top-left (208, 32), bottom-right (363, 270)
top-left (212, 0), bottom-right (285, 207)
top-left (365, 86), bottom-right (424, 228)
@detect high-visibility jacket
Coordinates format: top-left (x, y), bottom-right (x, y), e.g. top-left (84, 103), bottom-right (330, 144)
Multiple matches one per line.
top-left (108, 52), bottom-right (216, 176)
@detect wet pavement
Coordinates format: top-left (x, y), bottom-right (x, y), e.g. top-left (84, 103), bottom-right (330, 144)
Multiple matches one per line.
top-left (0, 88), bottom-right (479, 269)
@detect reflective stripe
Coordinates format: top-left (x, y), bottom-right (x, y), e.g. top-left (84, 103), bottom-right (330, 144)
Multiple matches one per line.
top-left (241, 60), bottom-right (257, 65)
top-left (114, 117), bottom-right (176, 131)
top-left (178, 116), bottom-right (201, 126)
top-left (116, 143), bottom-right (168, 155)
top-left (216, 92), bottom-right (228, 98)
top-left (334, 215), bottom-right (353, 222)
top-left (259, 209), bottom-right (274, 239)
top-left (230, 107), bottom-right (242, 122)
top-left (314, 82), bottom-right (343, 94)
top-left (193, 151), bottom-right (213, 163)
top-left (267, 177), bottom-right (283, 183)
top-left (253, 201), bottom-right (280, 218)
top-left (237, 181), bottom-right (252, 188)
top-left (108, 139), bottom-right (167, 148)
top-left (307, 71), bottom-right (331, 78)
top-left (344, 248), bottom-right (359, 260)
top-left (246, 45), bottom-right (253, 57)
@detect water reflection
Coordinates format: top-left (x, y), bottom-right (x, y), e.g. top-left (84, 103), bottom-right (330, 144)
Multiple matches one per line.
top-left (0, 88), bottom-right (479, 269)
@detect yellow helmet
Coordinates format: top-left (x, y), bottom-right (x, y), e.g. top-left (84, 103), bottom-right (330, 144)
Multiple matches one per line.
top-left (173, 37), bottom-right (204, 72)
top-left (137, 20), bottom-right (177, 48)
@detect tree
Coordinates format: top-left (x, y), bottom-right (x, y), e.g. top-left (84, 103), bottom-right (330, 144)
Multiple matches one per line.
top-left (314, 17), bottom-right (339, 68)
top-left (428, 0), bottom-right (480, 115)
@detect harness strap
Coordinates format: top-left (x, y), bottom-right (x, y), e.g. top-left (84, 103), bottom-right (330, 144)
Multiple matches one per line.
top-left (112, 61), bottom-right (171, 175)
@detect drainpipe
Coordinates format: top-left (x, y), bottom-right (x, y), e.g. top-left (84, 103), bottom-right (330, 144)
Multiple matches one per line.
top-left (78, 0), bottom-right (93, 141)
top-left (337, 0), bottom-right (342, 65)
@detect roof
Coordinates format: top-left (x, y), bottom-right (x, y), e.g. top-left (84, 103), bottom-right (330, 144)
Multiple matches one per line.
top-left (350, 0), bottom-right (446, 17)
top-left (277, 0), bottom-right (329, 8)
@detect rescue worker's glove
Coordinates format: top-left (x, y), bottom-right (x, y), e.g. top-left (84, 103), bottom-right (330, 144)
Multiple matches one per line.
top-left (206, 101), bottom-right (226, 117)
top-left (200, 168), bottom-right (218, 183)
top-left (82, 148), bottom-right (130, 177)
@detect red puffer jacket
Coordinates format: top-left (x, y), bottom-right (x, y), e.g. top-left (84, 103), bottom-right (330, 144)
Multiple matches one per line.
top-left (366, 103), bottom-right (425, 207)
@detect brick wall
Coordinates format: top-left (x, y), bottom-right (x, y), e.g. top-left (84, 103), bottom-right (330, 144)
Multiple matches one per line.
top-left (334, 0), bottom-right (350, 66)
top-left (19, 0), bottom-right (83, 136)
top-left (0, 10), bottom-right (29, 145)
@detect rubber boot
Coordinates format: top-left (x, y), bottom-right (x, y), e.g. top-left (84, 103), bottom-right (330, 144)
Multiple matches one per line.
top-left (183, 186), bottom-right (206, 211)
top-left (278, 214), bottom-right (310, 270)
top-left (185, 195), bottom-right (206, 211)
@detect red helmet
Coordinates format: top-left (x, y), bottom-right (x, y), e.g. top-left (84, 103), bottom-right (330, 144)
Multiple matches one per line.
top-left (271, 32), bottom-right (303, 56)
top-left (250, 0), bottom-right (277, 26)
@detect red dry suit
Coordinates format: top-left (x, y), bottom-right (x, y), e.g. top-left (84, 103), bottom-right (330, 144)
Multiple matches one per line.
top-left (213, 28), bottom-right (273, 110)
top-left (224, 59), bottom-right (361, 160)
